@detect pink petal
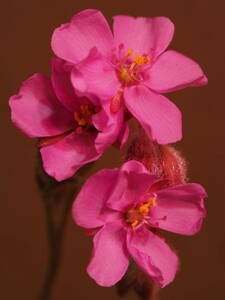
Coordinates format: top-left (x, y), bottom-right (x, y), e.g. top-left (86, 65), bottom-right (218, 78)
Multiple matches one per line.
top-left (40, 131), bottom-right (101, 181)
top-left (107, 160), bottom-right (157, 212)
top-left (87, 222), bottom-right (129, 286)
top-left (9, 73), bottom-right (74, 138)
top-left (124, 85), bottom-right (182, 144)
top-left (71, 48), bottom-right (120, 100)
top-left (147, 50), bottom-right (208, 92)
top-left (51, 58), bottom-right (82, 112)
top-left (152, 183), bottom-right (207, 235)
top-left (73, 168), bottom-right (119, 228)
top-left (92, 101), bottom-right (124, 153)
top-left (51, 9), bottom-right (114, 64)
top-left (113, 15), bottom-right (174, 59)
top-left (116, 121), bottom-right (129, 149)
top-left (127, 227), bottom-right (178, 287)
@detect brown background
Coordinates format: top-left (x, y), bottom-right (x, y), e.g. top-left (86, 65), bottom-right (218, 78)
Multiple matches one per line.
top-left (1, 0), bottom-right (225, 299)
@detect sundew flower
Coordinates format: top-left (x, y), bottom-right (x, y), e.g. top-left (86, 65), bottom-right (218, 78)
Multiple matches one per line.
top-left (9, 58), bottom-right (123, 181)
top-left (73, 160), bottom-right (207, 287)
top-left (52, 9), bottom-right (208, 144)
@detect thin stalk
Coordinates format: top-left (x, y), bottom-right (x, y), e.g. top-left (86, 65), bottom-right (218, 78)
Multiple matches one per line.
top-left (36, 156), bottom-right (93, 300)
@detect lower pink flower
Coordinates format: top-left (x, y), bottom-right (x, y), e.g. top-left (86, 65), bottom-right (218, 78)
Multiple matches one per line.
top-left (9, 58), bottom-right (123, 181)
top-left (72, 160), bottom-right (207, 287)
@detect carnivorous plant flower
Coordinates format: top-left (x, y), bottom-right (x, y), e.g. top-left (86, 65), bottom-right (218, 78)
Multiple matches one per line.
top-left (52, 9), bottom-right (207, 144)
top-left (9, 58), bottom-right (123, 181)
top-left (73, 160), bottom-right (207, 287)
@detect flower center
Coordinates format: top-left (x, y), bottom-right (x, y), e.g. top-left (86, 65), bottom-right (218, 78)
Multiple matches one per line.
top-left (119, 48), bottom-right (151, 84)
top-left (73, 104), bottom-right (93, 128)
top-left (110, 46), bottom-right (151, 113)
top-left (125, 196), bottom-right (157, 228)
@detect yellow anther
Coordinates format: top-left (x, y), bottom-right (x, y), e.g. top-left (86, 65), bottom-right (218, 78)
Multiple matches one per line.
top-left (132, 53), bottom-right (150, 66)
top-left (125, 48), bottom-right (134, 56)
top-left (132, 53), bottom-right (141, 64)
top-left (149, 197), bottom-right (157, 207)
top-left (139, 202), bottom-right (150, 216)
top-left (126, 196), bottom-right (157, 228)
top-left (138, 197), bottom-right (157, 217)
top-left (131, 220), bottom-right (139, 228)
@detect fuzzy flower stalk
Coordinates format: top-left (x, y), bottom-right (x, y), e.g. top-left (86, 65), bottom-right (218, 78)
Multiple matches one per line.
top-left (126, 127), bottom-right (187, 186)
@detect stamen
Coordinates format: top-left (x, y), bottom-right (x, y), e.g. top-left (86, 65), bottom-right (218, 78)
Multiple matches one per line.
top-left (125, 196), bottom-right (157, 228)
top-left (73, 104), bottom-right (93, 127)
top-left (118, 50), bottom-right (151, 84)
top-left (132, 53), bottom-right (140, 64)
top-left (139, 202), bottom-right (151, 216)
top-left (139, 196), bottom-right (157, 216)
top-left (149, 196), bottom-right (157, 207)
top-left (132, 53), bottom-right (150, 66)
top-left (131, 220), bottom-right (139, 228)
top-left (125, 48), bottom-right (134, 56)
top-left (74, 112), bottom-right (87, 126)
top-left (146, 215), bottom-right (167, 228)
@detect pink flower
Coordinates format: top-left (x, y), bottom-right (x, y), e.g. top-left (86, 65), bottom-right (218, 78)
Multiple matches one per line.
top-left (52, 9), bottom-right (208, 144)
top-left (72, 160), bottom-right (206, 287)
top-left (9, 58), bottom-right (123, 181)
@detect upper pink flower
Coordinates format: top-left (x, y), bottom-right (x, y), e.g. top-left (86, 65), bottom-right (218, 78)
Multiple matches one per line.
top-left (52, 9), bottom-right (208, 144)
top-left (72, 160), bottom-right (207, 287)
top-left (9, 58), bottom-right (123, 181)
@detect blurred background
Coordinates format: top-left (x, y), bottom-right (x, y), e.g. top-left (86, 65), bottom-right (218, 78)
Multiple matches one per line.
top-left (1, 0), bottom-right (225, 299)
